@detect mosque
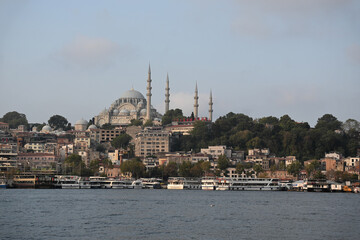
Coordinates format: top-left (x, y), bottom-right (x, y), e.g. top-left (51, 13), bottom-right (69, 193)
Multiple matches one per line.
top-left (93, 65), bottom-right (213, 126)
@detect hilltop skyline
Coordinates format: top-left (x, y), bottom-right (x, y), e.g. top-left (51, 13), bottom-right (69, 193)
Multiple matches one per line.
top-left (1, 1), bottom-right (359, 126)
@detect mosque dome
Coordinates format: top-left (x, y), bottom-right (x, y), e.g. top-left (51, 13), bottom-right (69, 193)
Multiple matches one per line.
top-left (140, 109), bottom-right (147, 116)
top-left (120, 109), bottom-right (130, 116)
top-left (130, 109), bottom-right (137, 114)
top-left (121, 89), bottom-right (145, 99)
top-left (75, 119), bottom-right (88, 125)
top-left (42, 125), bottom-right (52, 132)
top-left (87, 124), bottom-right (97, 130)
top-left (113, 109), bottom-right (119, 115)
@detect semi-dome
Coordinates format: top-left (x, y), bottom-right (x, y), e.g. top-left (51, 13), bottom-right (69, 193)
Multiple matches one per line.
top-left (120, 109), bottom-right (130, 116)
top-left (113, 109), bottom-right (119, 115)
top-left (140, 109), bottom-right (147, 116)
top-left (130, 109), bottom-right (137, 114)
top-left (75, 119), bottom-right (88, 125)
top-left (121, 89), bottom-right (145, 99)
top-left (87, 124), bottom-right (97, 130)
top-left (42, 125), bottom-right (52, 132)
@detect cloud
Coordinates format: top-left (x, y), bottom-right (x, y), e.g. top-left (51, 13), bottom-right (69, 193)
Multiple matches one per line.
top-left (347, 43), bottom-right (360, 64)
top-left (231, 0), bottom-right (355, 38)
top-left (55, 35), bottom-right (131, 68)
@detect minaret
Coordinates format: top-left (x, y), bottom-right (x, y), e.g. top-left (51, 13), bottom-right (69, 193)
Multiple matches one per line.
top-left (165, 73), bottom-right (170, 113)
top-left (146, 64), bottom-right (152, 121)
top-left (209, 90), bottom-right (213, 122)
top-left (194, 83), bottom-right (199, 119)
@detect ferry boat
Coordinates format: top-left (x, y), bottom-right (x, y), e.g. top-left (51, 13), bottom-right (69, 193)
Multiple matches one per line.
top-left (13, 174), bottom-right (54, 188)
top-left (230, 178), bottom-right (280, 191)
top-left (131, 179), bottom-right (143, 189)
top-left (216, 178), bottom-right (231, 191)
top-left (79, 178), bottom-right (91, 189)
top-left (141, 178), bottom-right (162, 189)
top-left (89, 176), bottom-right (106, 189)
top-left (167, 177), bottom-right (202, 190)
top-left (201, 177), bottom-right (217, 190)
top-left (303, 180), bottom-right (330, 192)
top-left (55, 175), bottom-right (80, 189)
top-left (0, 177), bottom-right (7, 189)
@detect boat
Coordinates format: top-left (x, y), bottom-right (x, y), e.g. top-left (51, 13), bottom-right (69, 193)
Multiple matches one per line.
top-left (55, 175), bottom-right (80, 189)
top-left (230, 178), bottom-right (280, 191)
top-left (216, 178), bottom-right (231, 191)
top-left (79, 178), bottom-right (91, 189)
top-left (0, 177), bottom-right (7, 189)
top-left (201, 177), bottom-right (217, 190)
top-left (141, 178), bottom-right (162, 189)
top-left (167, 177), bottom-right (201, 190)
top-left (89, 176), bottom-right (107, 189)
top-left (13, 174), bottom-right (55, 189)
top-left (131, 179), bottom-right (143, 189)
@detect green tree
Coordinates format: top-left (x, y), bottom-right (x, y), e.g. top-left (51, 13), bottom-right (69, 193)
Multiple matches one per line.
top-left (164, 162), bottom-right (178, 178)
top-left (315, 114), bottom-right (342, 131)
top-left (162, 108), bottom-right (184, 125)
top-left (253, 164), bottom-right (263, 176)
top-left (235, 162), bottom-right (245, 174)
top-left (101, 123), bottom-right (115, 130)
top-left (305, 160), bottom-right (320, 179)
top-left (286, 161), bottom-right (302, 177)
top-left (217, 155), bottom-right (230, 176)
top-left (48, 115), bottom-right (68, 130)
top-left (111, 133), bottom-right (132, 149)
top-left (1, 111), bottom-right (28, 129)
top-left (129, 119), bottom-right (143, 126)
top-left (143, 120), bottom-right (153, 127)
top-left (64, 154), bottom-right (86, 176)
top-left (179, 161), bottom-right (193, 177)
top-left (120, 158), bottom-right (145, 179)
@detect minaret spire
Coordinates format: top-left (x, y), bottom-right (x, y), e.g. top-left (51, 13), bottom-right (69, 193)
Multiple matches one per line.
top-left (165, 73), bottom-right (170, 113)
top-left (146, 64), bottom-right (152, 121)
top-left (209, 89), bottom-right (213, 122)
top-left (194, 82), bottom-right (199, 119)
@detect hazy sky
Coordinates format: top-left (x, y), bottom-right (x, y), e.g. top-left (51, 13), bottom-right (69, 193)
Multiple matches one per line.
top-left (1, 0), bottom-right (359, 126)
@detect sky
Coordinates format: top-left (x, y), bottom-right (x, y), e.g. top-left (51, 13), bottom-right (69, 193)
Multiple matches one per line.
top-left (0, 0), bottom-right (359, 126)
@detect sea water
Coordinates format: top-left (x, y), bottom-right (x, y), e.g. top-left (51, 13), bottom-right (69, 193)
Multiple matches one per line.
top-left (1, 189), bottom-right (360, 240)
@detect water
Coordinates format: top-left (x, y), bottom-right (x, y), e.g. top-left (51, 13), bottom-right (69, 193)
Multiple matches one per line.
top-left (1, 190), bottom-right (360, 240)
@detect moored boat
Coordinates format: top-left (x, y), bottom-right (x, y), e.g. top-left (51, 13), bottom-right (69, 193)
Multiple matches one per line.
top-left (230, 178), bottom-right (280, 191)
top-left (201, 177), bottom-right (217, 190)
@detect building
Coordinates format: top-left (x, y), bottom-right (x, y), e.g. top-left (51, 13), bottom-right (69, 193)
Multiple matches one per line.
top-left (94, 66), bottom-right (214, 126)
top-left (134, 127), bottom-right (170, 157)
top-left (16, 153), bottom-right (56, 170)
top-left (89, 128), bottom-right (125, 143)
top-left (74, 119), bottom-right (88, 131)
top-left (0, 122), bottom-right (9, 132)
top-left (200, 146), bottom-right (232, 159)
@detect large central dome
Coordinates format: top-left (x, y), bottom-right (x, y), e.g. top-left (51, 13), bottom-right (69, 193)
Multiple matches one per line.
top-left (121, 89), bottom-right (145, 99)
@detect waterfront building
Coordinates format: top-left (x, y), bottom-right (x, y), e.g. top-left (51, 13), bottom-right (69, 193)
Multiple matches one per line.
top-left (134, 127), bottom-right (170, 158)
top-left (16, 153), bottom-right (56, 170)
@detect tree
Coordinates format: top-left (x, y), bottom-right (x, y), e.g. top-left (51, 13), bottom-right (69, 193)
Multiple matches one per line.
top-left (315, 114), bottom-right (342, 131)
top-left (164, 162), bottom-right (178, 178)
top-left (120, 158), bottom-right (145, 179)
top-left (162, 108), bottom-right (184, 126)
top-left (64, 154), bottom-right (86, 176)
top-left (96, 144), bottom-right (106, 153)
top-left (217, 155), bottom-right (230, 171)
top-left (1, 111), bottom-right (28, 129)
top-left (111, 133), bottom-right (132, 149)
top-left (101, 123), bottom-right (115, 130)
top-left (129, 119), bottom-right (143, 126)
top-left (179, 161), bottom-right (193, 177)
top-left (143, 120), bottom-right (153, 127)
top-left (286, 161), bottom-right (302, 177)
top-left (48, 115), bottom-right (68, 130)
top-left (235, 163), bottom-right (245, 174)
top-left (305, 160), bottom-right (320, 179)
top-left (253, 164), bottom-right (263, 176)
